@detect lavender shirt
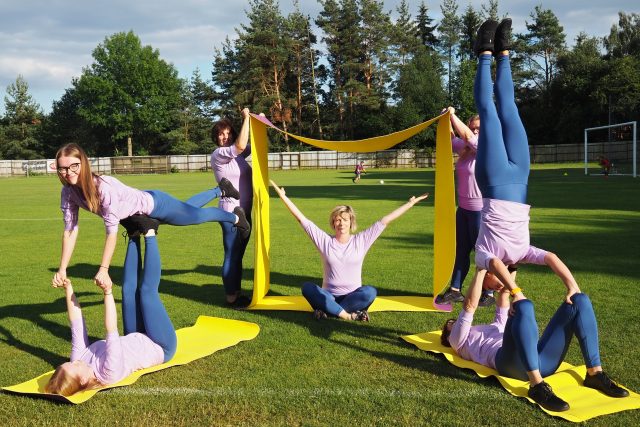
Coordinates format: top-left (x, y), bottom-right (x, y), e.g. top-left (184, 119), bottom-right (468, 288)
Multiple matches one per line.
top-left (211, 144), bottom-right (253, 212)
top-left (475, 198), bottom-right (548, 270)
top-left (448, 306), bottom-right (510, 369)
top-left (60, 176), bottom-right (154, 235)
top-left (301, 219), bottom-right (386, 296)
top-left (70, 318), bottom-right (164, 385)
top-left (452, 135), bottom-right (482, 211)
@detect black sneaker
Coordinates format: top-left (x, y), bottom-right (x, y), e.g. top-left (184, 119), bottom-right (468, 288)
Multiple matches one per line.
top-left (313, 309), bottom-right (328, 321)
top-left (219, 177), bottom-right (240, 199)
top-left (353, 310), bottom-right (370, 322)
top-left (227, 294), bottom-right (251, 310)
top-left (474, 19), bottom-right (499, 56)
top-left (478, 293), bottom-right (496, 307)
top-left (584, 372), bottom-right (629, 398)
top-left (435, 288), bottom-right (464, 304)
top-left (233, 207), bottom-right (251, 240)
top-left (528, 381), bottom-right (570, 412)
top-left (494, 18), bottom-right (512, 54)
top-left (120, 214), bottom-right (160, 237)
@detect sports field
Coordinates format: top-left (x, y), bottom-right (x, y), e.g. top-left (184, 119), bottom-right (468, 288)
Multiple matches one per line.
top-left (0, 166), bottom-right (639, 426)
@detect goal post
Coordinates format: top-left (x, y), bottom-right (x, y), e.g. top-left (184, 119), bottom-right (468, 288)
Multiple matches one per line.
top-left (584, 121), bottom-right (637, 177)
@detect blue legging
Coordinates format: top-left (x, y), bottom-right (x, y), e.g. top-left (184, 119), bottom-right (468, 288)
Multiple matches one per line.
top-left (494, 294), bottom-right (601, 381)
top-left (121, 235), bottom-right (177, 362)
top-left (302, 282), bottom-right (377, 317)
top-left (220, 216), bottom-right (251, 296)
top-left (450, 207), bottom-right (481, 291)
top-left (183, 187), bottom-right (222, 208)
top-left (147, 190), bottom-right (235, 225)
top-left (474, 54), bottom-right (530, 204)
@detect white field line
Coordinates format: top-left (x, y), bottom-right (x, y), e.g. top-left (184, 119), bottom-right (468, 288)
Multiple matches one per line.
top-left (107, 386), bottom-right (504, 398)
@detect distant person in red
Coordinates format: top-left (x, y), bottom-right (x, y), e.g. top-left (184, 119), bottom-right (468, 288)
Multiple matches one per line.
top-left (598, 156), bottom-right (611, 176)
top-left (352, 161), bottom-right (366, 183)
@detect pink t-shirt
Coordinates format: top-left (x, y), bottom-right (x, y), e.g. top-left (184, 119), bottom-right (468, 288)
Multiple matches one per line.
top-left (211, 144), bottom-right (253, 213)
top-left (448, 306), bottom-right (509, 369)
top-left (452, 136), bottom-right (482, 211)
top-left (60, 176), bottom-right (154, 235)
top-left (70, 318), bottom-right (164, 385)
top-left (475, 198), bottom-right (548, 269)
top-left (301, 219), bottom-right (386, 296)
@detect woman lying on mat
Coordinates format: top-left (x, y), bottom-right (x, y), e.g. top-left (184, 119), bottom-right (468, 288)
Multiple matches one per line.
top-left (46, 215), bottom-right (176, 396)
top-left (441, 270), bottom-right (629, 412)
top-left (270, 179), bottom-right (428, 322)
top-left (470, 19), bottom-right (581, 307)
top-left (52, 143), bottom-right (249, 292)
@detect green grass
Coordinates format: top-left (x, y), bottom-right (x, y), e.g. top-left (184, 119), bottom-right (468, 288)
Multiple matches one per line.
top-left (0, 166), bottom-right (639, 426)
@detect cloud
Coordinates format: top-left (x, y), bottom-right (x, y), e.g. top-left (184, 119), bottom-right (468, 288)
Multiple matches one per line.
top-left (0, 0), bottom-right (636, 114)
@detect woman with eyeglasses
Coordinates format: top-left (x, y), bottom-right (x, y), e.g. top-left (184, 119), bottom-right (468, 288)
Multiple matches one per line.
top-left (53, 143), bottom-right (250, 291)
top-left (434, 108), bottom-right (494, 308)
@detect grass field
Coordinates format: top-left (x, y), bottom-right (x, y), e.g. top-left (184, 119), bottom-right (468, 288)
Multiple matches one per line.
top-left (0, 166), bottom-right (639, 426)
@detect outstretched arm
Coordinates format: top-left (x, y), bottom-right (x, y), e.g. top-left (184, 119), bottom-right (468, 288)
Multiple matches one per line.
top-left (544, 252), bottom-right (581, 304)
top-left (444, 106), bottom-right (475, 143)
top-left (380, 193), bottom-right (429, 225)
top-left (270, 180), bottom-right (307, 224)
top-left (56, 281), bottom-right (83, 323)
top-left (488, 257), bottom-right (527, 303)
top-left (94, 232), bottom-right (117, 290)
top-left (53, 228), bottom-right (79, 287)
top-left (462, 268), bottom-right (486, 314)
top-left (235, 108), bottom-right (251, 153)
top-left (99, 279), bottom-right (117, 334)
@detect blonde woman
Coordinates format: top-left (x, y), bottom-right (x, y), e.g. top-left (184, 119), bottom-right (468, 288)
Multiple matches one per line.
top-left (271, 180), bottom-right (428, 321)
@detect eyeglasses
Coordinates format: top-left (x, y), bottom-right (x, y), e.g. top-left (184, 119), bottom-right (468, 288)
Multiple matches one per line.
top-left (57, 162), bottom-right (81, 175)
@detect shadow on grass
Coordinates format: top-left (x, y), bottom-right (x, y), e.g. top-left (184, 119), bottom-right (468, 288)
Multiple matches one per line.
top-left (245, 308), bottom-right (476, 385)
top-left (0, 292), bottom-right (103, 367)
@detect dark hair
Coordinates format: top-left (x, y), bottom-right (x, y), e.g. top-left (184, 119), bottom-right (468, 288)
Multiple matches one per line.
top-left (211, 118), bottom-right (237, 145)
top-left (440, 318), bottom-right (456, 347)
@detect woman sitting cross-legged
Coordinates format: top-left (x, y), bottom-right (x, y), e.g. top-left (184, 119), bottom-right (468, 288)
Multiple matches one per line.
top-left (270, 180), bottom-right (428, 322)
top-left (441, 270), bottom-right (629, 412)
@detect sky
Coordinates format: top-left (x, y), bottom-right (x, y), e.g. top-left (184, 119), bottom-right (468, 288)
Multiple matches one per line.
top-left (0, 0), bottom-right (637, 115)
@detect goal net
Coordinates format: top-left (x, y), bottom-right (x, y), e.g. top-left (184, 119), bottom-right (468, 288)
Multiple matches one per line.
top-left (584, 121), bottom-right (637, 177)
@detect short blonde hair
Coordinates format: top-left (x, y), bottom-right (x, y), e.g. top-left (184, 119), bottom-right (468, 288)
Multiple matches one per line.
top-left (45, 363), bottom-right (101, 396)
top-left (329, 205), bottom-right (357, 233)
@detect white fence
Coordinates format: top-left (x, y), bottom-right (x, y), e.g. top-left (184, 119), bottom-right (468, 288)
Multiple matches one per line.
top-left (1, 140), bottom-right (636, 177)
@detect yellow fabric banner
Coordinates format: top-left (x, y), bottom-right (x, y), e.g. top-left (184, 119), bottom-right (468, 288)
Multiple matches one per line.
top-left (248, 113), bottom-right (455, 311)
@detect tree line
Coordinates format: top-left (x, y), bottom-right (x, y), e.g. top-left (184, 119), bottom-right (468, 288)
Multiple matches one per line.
top-left (1, 0), bottom-right (639, 160)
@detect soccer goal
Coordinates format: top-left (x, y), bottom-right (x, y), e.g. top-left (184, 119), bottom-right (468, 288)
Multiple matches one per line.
top-left (584, 121), bottom-right (637, 177)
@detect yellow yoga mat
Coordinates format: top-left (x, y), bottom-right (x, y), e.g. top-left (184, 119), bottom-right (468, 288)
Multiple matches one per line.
top-left (247, 295), bottom-right (438, 312)
top-left (2, 316), bottom-right (260, 404)
top-left (248, 113), bottom-right (455, 312)
top-left (402, 330), bottom-right (640, 422)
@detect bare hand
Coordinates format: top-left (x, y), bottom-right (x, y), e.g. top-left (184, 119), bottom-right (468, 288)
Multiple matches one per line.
top-left (565, 286), bottom-right (581, 305)
top-left (241, 107), bottom-right (250, 119)
top-left (269, 179), bottom-right (286, 197)
top-left (52, 270), bottom-right (70, 288)
top-left (94, 269), bottom-right (113, 290)
top-left (410, 193), bottom-right (429, 204)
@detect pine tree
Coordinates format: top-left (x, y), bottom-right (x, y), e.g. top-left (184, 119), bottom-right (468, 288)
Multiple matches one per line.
top-left (415, 1), bottom-right (438, 50)
top-left (439, 0), bottom-right (461, 101)
top-left (1, 75), bottom-right (43, 159)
